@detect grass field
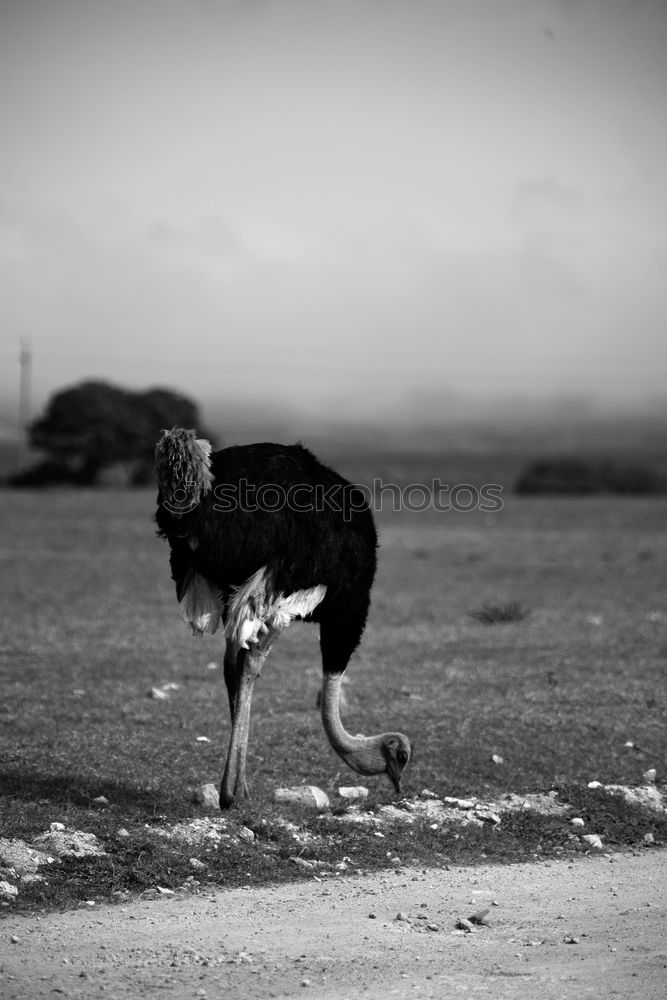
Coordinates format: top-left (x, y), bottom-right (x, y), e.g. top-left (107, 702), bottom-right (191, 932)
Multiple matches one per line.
top-left (1, 484), bottom-right (665, 910)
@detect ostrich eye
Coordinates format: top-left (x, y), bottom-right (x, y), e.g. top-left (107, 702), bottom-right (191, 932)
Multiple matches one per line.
top-left (397, 750), bottom-right (408, 766)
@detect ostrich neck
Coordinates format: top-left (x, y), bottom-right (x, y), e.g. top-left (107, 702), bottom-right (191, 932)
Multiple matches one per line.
top-left (320, 673), bottom-right (384, 775)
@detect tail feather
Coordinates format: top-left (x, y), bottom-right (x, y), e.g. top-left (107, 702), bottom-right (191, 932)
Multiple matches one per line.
top-left (178, 568), bottom-right (223, 636)
top-left (225, 568), bottom-right (271, 646)
top-left (155, 427), bottom-right (213, 516)
top-left (226, 566), bottom-right (327, 648)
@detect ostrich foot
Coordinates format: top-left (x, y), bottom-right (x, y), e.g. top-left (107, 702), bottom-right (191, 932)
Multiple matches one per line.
top-left (219, 777), bottom-right (250, 809)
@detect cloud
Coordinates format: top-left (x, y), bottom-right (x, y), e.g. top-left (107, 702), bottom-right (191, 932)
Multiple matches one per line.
top-left (551, 0), bottom-right (667, 21)
top-left (514, 176), bottom-right (581, 214)
top-left (145, 216), bottom-right (247, 274)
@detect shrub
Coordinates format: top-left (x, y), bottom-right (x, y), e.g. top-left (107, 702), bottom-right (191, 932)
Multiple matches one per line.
top-left (515, 456), bottom-right (665, 496)
top-left (468, 601), bottom-right (529, 624)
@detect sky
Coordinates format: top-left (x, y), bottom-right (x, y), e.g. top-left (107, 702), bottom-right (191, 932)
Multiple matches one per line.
top-left (1, 0), bottom-right (666, 432)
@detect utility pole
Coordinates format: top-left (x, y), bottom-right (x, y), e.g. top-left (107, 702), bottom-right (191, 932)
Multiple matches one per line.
top-left (17, 336), bottom-right (32, 470)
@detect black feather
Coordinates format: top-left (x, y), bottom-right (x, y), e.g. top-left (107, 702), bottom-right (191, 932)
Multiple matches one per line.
top-left (156, 434), bottom-right (377, 672)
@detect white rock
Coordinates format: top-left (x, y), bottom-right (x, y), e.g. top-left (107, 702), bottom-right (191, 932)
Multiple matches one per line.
top-left (34, 828), bottom-right (106, 859)
top-left (149, 682), bottom-right (179, 699)
top-left (274, 786), bottom-right (330, 811)
top-left (0, 838), bottom-right (55, 873)
top-left (195, 736), bottom-right (211, 743)
top-left (117, 828), bottom-right (130, 838)
top-left (571, 817), bottom-right (585, 827)
top-left (642, 768), bottom-right (657, 784)
top-left (21, 874), bottom-right (46, 885)
top-left (290, 856), bottom-right (316, 870)
top-left (587, 780), bottom-right (603, 789)
top-left (233, 950), bottom-right (254, 964)
top-left (443, 796), bottom-right (476, 810)
top-left (238, 827), bottom-right (255, 843)
top-left (582, 833), bottom-right (604, 849)
top-left (0, 881), bottom-right (18, 899)
top-left (455, 917), bottom-right (476, 933)
top-left (491, 754), bottom-right (504, 765)
top-left (473, 809), bottom-right (501, 825)
top-left (192, 784), bottom-right (221, 810)
top-left (338, 786), bottom-right (369, 801)
top-left (602, 784), bottom-right (664, 812)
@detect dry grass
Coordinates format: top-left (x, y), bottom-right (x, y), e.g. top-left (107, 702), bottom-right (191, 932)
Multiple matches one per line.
top-left (1, 487), bottom-right (665, 911)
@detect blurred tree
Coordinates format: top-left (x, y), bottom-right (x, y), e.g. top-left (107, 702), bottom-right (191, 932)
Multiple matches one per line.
top-left (12, 380), bottom-right (212, 486)
top-left (129, 386), bottom-right (206, 483)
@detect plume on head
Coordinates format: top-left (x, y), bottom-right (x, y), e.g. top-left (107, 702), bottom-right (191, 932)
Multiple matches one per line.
top-left (155, 427), bottom-right (213, 516)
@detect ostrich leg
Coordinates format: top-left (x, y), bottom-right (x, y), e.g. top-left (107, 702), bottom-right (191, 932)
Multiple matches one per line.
top-left (222, 638), bottom-right (250, 799)
top-left (220, 627), bottom-right (277, 808)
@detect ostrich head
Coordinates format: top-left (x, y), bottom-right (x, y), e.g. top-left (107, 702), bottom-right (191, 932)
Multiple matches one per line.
top-left (380, 733), bottom-right (412, 793)
top-left (320, 674), bottom-right (412, 794)
top-left (336, 730), bottom-right (412, 794)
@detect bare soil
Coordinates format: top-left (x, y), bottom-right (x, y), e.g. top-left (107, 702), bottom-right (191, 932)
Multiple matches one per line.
top-left (2, 851), bottom-right (665, 999)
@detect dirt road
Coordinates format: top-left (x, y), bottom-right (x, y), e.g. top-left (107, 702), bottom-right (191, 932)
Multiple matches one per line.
top-left (2, 851), bottom-right (665, 999)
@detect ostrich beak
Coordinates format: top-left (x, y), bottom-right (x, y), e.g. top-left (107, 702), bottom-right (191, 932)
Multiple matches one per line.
top-left (386, 759), bottom-right (402, 795)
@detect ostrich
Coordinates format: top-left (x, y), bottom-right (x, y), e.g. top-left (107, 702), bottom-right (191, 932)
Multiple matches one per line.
top-left (155, 428), bottom-right (411, 808)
